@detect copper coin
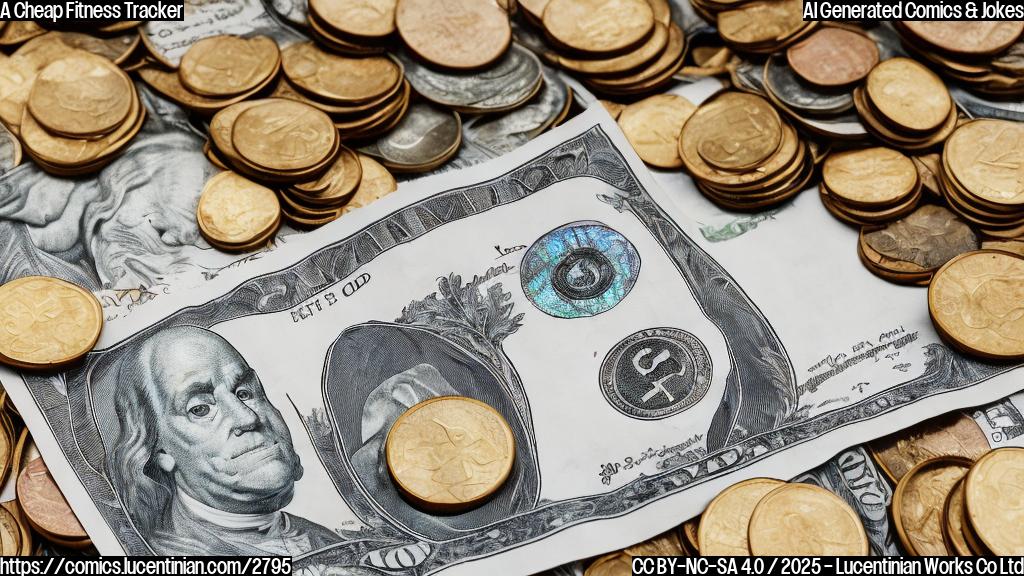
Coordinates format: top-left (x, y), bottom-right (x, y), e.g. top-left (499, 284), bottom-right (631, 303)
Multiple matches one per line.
top-left (787, 27), bottom-right (879, 88)
top-left (902, 21), bottom-right (1024, 56)
top-left (17, 458), bottom-right (87, 541)
top-left (396, 0), bottom-right (511, 71)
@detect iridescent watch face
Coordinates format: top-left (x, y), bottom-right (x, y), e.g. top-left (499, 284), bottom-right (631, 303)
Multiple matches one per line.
top-left (520, 221), bottom-right (640, 319)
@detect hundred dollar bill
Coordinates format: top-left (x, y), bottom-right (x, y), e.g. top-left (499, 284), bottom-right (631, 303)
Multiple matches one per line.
top-left (3, 108), bottom-right (1023, 574)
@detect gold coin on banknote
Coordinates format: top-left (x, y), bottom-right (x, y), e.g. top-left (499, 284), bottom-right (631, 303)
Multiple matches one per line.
top-left (231, 99), bottom-right (338, 173)
top-left (308, 0), bottom-right (398, 39)
top-left (341, 154), bottom-right (398, 214)
top-left (585, 552), bottom-right (632, 576)
top-left (868, 412), bottom-right (989, 483)
top-left (928, 250), bottom-right (1024, 360)
top-left (396, 0), bottom-right (511, 70)
top-left (0, 276), bottom-right (102, 371)
top-left (281, 42), bottom-right (402, 104)
top-left (698, 477), bottom-right (783, 555)
top-left (197, 171), bottom-right (281, 249)
top-left (178, 35), bottom-right (280, 98)
top-left (542, 0), bottom-right (654, 55)
top-left (0, 504), bottom-right (21, 556)
top-left (687, 92), bottom-right (783, 172)
top-left (943, 478), bottom-right (973, 556)
top-left (900, 21), bottom-right (1024, 56)
top-left (748, 483), bottom-right (869, 556)
top-left (893, 455), bottom-right (972, 556)
top-left (964, 448), bottom-right (1024, 555)
top-left (623, 529), bottom-right (684, 556)
top-left (27, 51), bottom-right (132, 138)
top-left (617, 93), bottom-right (696, 169)
top-left (17, 458), bottom-right (89, 545)
top-left (865, 57), bottom-right (951, 134)
top-left (786, 27), bottom-right (878, 88)
top-left (386, 396), bottom-right (515, 512)
top-left (822, 147), bottom-right (917, 208)
top-left (944, 119), bottom-right (1024, 207)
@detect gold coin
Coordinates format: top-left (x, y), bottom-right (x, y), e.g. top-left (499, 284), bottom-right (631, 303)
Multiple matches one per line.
top-left (943, 478), bottom-right (973, 556)
top-left (341, 154), bottom-right (398, 214)
top-left (281, 42), bottom-right (401, 104)
top-left (555, 22), bottom-right (668, 76)
top-left (231, 99), bottom-right (337, 172)
top-left (542, 0), bottom-right (654, 55)
top-left (623, 529), bottom-right (684, 556)
top-left (178, 35), bottom-right (280, 98)
top-left (293, 145), bottom-right (363, 201)
top-left (717, 0), bottom-right (804, 47)
top-left (681, 518), bottom-right (700, 554)
top-left (861, 205), bottom-right (979, 277)
top-left (385, 396), bottom-right (515, 512)
top-left (902, 21), bottom-right (1024, 56)
top-left (748, 483), bottom-right (869, 556)
top-left (0, 505), bottom-right (20, 556)
top-left (893, 456), bottom-right (972, 556)
top-left (698, 477), bottom-right (784, 556)
top-left (982, 239), bottom-right (1024, 258)
top-left (197, 171), bottom-right (281, 246)
top-left (693, 92), bottom-right (782, 172)
top-left (944, 119), bottom-right (1024, 207)
top-left (22, 30), bottom-right (139, 66)
top-left (309, 0), bottom-right (398, 39)
top-left (397, 0), bottom-right (511, 70)
top-left (618, 94), bottom-right (696, 169)
top-left (28, 52), bottom-right (132, 138)
top-left (865, 57), bottom-right (951, 133)
top-left (0, 276), bottom-right (102, 370)
top-left (928, 250), bottom-right (1024, 360)
top-left (600, 100), bottom-right (626, 120)
top-left (137, 64), bottom-right (279, 116)
top-left (822, 147), bottom-right (918, 207)
top-left (964, 447), bottom-right (1024, 555)
top-left (585, 552), bottom-right (631, 576)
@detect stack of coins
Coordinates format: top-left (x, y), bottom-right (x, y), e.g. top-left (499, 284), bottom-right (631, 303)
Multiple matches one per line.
top-left (854, 58), bottom-right (958, 152)
top-left (858, 205), bottom-right (979, 286)
top-left (679, 91), bottom-right (813, 211)
top-left (896, 21), bottom-right (1024, 97)
top-left (531, 0), bottom-right (686, 96)
top-left (358, 103), bottom-right (463, 172)
top-left (762, 26), bottom-right (877, 141)
top-left (138, 35), bottom-right (281, 116)
top-left (208, 98), bottom-right (340, 185)
top-left (274, 42), bottom-right (409, 141)
top-left (819, 147), bottom-right (921, 226)
top-left (616, 94), bottom-right (696, 169)
top-left (940, 119), bottom-right (1024, 237)
top-left (16, 458), bottom-right (91, 550)
top-left (280, 151), bottom-right (373, 228)
top-left (14, 50), bottom-right (143, 176)
top-left (961, 448), bottom-right (1024, 555)
top-left (196, 171), bottom-right (282, 252)
top-left (705, 0), bottom-right (815, 55)
top-left (307, 0), bottom-right (393, 55)
top-left (928, 250), bottom-right (1024, 361)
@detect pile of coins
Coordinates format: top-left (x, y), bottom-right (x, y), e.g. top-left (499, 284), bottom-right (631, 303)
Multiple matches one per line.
top-left (280, 153), bottom-right (397, 229)
top-left (307, 0), bottom-right (392, 55)
top-left (679, 92), bottom-right (813, 211)
top-left (854, 57), bottom-right (958, 151)
top-left (819, 147), bottom-right (921, 227)
top-left (138, 35), bottom-right (281, 116)
top-left (896, 21), bottom-right (1024, 96)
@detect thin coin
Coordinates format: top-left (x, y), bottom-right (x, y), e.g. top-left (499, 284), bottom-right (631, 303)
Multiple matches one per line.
top-left (0, 276), bottom-right (102, 370)
top-left (232, 99), bottom-right (337, 172)
top-left (902, 21), bottom-right (1024, 56)
top-left (294, 145), bottom-right (363, 201)
top-left (964, 447), bottom-right (1024, 555)
top-left (928, 250), bottom-right (1024, 360)
top-left (0, 505), bottom-right (20, 556)
top-left (865, 57), bottom-right (951, 133)
top-left (681, 519), bottom-right (699, 554)
top-left (944, 119), bottom-right (1024, 207)
top-left (892, 456), bottom-right (972, 556)
top-left (197, 171), bottom-right (281, 246)
top-left (787, 27), bottom-right (879, 87)
top-left (282, 42), bottom-right (401, 104)
top-left (585, 552), bottom-right (631, 576)
top-left (341, 155), bottom-right (397, 214)
top-left (308, 0), bottom-right (398, 39)
top-left (178, 35), bottom-right (278, 98)
top-left (683, 92), bottom-right (784, 173)
top-left (17, 458), bottom-right (88, 541)
top-left (397, 0), bottom-right (511, 71)
top-left (823, 147), bottom-right (917, 207)
top-left (617, 93), bottom-right (696, 169)
top-left (748, 483), bottom-right (869, 556)
top-left (28, 52), bottom-right (132, 138)
top-left (943, 478), bottom-right (973, 556)
top-left (543, 0), bottom-right (654, 55)
top-left (460, 67), bottom-right (568, 156)
top-left (698, 477), bottom-right (784, 556)
top-left (386, 396), bottom-right (515, 512)
top-left (862, 205), bottom-right (979, 274)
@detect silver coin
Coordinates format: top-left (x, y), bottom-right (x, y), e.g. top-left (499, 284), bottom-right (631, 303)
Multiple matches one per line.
top-left (731, 59), bottom-right (766, 96)
top-left (0, 123), bottom-right (21, 175)
top-left (764, 56), bottom-right (853, 117)
top-left (867, 23), bottom-right (908, 61)
top-left (792, 109), bottom-right (868, 139)
top-left (993, 40), bottom-right (1024, 74)
top-left (396, 43), bottom-right (543, 114)
top-left (358, 103), bottom-right (462, 170)
top-left (270, 0), bottom-right (309, 28)
top-left (950, 84), bottom-right (1024, 122)
top-left (463, 67), bottom-right (570, 157)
